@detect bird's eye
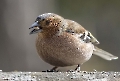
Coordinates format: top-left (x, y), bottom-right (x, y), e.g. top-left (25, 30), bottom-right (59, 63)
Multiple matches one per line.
top-left (36, 17), bottom-right (41, 21)
top-left (45, 20), bottom-right (50, 25)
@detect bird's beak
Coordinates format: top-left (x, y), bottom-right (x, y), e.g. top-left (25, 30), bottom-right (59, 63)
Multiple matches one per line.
top-left (29, 22), bottom-right (42, 34)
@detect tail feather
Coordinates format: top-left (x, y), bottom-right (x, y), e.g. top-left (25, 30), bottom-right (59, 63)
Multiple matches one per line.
top-left (93, 46), bottom-right (118, 60)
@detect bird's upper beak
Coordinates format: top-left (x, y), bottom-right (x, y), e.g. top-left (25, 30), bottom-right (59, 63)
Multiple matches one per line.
top-left (29, 22), bottom-right (42, 34)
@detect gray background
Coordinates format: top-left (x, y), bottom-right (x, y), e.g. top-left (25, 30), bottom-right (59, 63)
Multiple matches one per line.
top-left (0, 0), bottom-right (120, 71)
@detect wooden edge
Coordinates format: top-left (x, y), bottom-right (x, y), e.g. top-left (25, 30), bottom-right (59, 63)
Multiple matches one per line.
top-left (0, 70), bottom-right (120, 81)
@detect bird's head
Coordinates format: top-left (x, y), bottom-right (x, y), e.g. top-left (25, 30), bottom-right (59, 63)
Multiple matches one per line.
top-left (29, 13), bottom-right (68, 35)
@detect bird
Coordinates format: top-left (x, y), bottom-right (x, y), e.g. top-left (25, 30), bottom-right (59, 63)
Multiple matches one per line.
top-left (29, 13), bottom-right (118, 71)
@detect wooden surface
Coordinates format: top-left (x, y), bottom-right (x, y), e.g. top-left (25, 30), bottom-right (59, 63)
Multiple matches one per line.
top-left (0, 70), bottom-right (120, 81)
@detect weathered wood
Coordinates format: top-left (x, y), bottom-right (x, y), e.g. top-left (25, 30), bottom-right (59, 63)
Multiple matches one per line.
top-left (0, 70), bottom-right (120, 81)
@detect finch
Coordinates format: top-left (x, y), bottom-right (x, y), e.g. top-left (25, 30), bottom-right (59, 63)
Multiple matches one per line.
top-left (29, 13), bottom-right (118, 71)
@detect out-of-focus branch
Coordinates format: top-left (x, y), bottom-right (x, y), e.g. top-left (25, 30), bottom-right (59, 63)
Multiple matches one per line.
top-left (0, 71), bottom-right (120, 81)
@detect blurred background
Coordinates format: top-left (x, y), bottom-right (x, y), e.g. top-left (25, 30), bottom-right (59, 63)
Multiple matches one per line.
top-left (0, 0), bottom-right (120, 72)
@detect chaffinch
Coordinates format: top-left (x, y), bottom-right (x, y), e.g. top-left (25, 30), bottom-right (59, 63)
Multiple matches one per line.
top-left (29, 13), bottom-right (118, 71)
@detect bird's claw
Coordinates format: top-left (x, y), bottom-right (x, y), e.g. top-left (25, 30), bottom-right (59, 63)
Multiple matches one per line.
top-left (75, 64), bottom-right (81, 72)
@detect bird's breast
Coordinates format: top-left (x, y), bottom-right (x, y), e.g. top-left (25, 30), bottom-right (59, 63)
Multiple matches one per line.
top-left (36, 32), bottom-right (94, 66)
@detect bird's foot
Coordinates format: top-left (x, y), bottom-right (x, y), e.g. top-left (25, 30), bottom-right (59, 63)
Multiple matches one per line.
top-left (42, 66), bottom-right (58, 72)
top-left (46, 69), bottom-right (59, 72)
top-left (75, 64), bottom-right (81, 72)
top-left (67, 70), bottom-right (74, 72)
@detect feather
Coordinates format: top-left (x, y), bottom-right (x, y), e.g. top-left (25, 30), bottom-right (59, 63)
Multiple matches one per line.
top-left (93, 46), bottom-right (118, 60)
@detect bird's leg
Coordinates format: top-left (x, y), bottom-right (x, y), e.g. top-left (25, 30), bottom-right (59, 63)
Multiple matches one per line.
top-left (47, 66), bottom-right (58, 72)
top-left (75, 64), bottom-right (81, 71)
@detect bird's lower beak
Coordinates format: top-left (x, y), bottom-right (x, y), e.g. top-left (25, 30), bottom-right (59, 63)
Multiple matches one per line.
top-left (29, 22), bottom-right (42, 34)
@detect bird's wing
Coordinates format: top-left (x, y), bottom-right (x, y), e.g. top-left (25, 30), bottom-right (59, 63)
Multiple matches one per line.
top-left (93, 46), bottom-right (118, 60)
top-left (64, 19), bottom-right (118, 61)
top-left (65, 19), bottom-right (99, 44)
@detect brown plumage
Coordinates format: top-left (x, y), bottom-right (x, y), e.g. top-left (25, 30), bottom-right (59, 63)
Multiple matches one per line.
top-left (29, 13), bottom-right (118, 71)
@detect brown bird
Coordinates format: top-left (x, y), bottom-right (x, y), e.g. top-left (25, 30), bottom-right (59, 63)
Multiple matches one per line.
top-left (29, 13), bottom-right (118, 71)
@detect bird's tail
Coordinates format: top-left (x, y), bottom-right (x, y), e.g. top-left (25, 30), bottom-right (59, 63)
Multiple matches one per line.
top-left (93, 46), bottom-right (118, 60)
